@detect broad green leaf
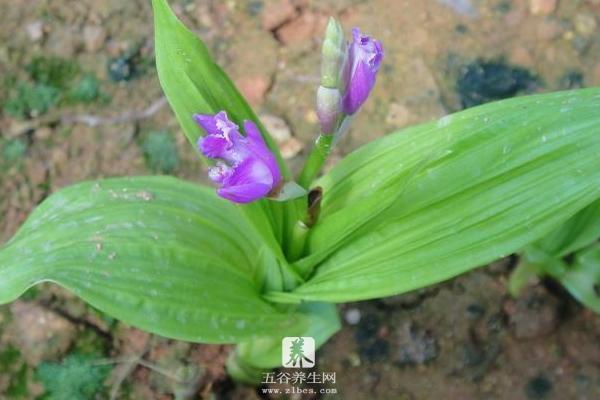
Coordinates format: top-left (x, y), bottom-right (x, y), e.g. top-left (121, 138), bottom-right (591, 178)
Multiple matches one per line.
top-left (152, 0), bottom-right (279, 157)
top-left (0, 177), bottom-right (308, 343)
top-left (532, 198), bottom-right (600, 257)
top-left (276, 88), bottom-right (600, 303)
top-left (152, 0), bottom-right (291, 247)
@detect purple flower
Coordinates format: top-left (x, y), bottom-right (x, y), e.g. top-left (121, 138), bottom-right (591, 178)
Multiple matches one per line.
top-left (194, 111), bottom-right (281, 203)
top-left (341, 28), bottom-right (384, 115)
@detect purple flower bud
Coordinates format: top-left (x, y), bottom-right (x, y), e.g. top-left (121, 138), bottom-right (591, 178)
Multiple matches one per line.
top-left (341, 28), bottom-right (384, 115)
top-left (194, 111), bottom-right (281, 203)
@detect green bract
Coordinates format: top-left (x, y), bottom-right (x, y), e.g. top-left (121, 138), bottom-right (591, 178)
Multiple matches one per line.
top-left (1, 0), bottom-right (599, 384)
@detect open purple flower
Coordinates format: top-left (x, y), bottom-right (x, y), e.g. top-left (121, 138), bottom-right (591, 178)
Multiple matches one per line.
top-left (194, 111), bottom-right (281, 203)
top-left (341, 28), bottom-right (384, 115)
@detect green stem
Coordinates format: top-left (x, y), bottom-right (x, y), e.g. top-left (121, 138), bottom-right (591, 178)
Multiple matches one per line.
top-left (286, 220), bottom-right (309, 262)
top-left (298, 134), bottom-right (334, 188)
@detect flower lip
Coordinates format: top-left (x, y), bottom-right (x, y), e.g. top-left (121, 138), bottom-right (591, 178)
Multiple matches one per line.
top-left (194, 111), bottom-right (281, 203)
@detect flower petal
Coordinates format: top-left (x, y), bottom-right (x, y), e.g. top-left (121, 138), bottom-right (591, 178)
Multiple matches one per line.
top-left (193, 113), bottom-right (221, 135)
top-left (197, 134), bottom-right (230, 158)
top-left (218, 158), bottom-right (274, 203)
top-left (243, 120), bottom-right (281, 187)
top-left (342, 60), bottom-right (376, 114)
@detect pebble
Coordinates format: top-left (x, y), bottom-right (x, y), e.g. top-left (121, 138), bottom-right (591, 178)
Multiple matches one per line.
top-left (26, 21), bottom-right (45, 42)
top-left (394, 322), bottom-right (438, 366)
top-left (529, 0), bottom-right (557, 16)
top-left (279, 137), bottom-right (303, 159)
top-left (259, 114), bottom-right (291, 142)
top-left (34, 126), bottom-right (53, 141)
top-left (276, 12), bottom-right (321, 45)
top-left (236, 75), bottom-right (270, 105)
top-left (83, 24), bottom-right (107, 53)
top-left (261, 0), bottom-right (297, 31)
top-left (7, 301), bottom-right (77, 365)
top-left (344, 308), bottom-right (362, 325)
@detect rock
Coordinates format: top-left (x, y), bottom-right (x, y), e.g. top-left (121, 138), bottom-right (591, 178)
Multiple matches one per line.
top-left (83, 25), bottom-right (107, 53)
top-left (529, 0), bottom-right (557, 16)
top-left (259, 114), bottom-right (291, 142)
top-left (34, 126), bottom-right (53, 141)
top-left (261, 0), bottom-right (298, 30)
top-left (26, 21), bottom-right (45, 42)
top-left (7, 302), bottom-right (77, 365)
top-left (574, 13), bottom-right (597, 36)
top-left (236, 75), bottom-right (271, 106)
top-left (258, 113), bottom-right (302, 158)
top-left (394, 322), bottom-right (438, 366)
top-left (344, 308), bottom-right (362, 325)
top-left (276, 12), bottom-right (320, 45)
top-left (504, 285), bottom-right (560, 339)
top-left (304, 110), bottom-right (318, 124)
top-left (279, 137), bottom-right (304, 159)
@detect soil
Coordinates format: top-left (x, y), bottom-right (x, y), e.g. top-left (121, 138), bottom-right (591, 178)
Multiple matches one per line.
top-left (1, 0), bottom-right (599, 399)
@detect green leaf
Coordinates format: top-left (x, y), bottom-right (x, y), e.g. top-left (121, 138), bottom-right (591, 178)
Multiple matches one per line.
top-left (227, 301), bottom-right (340, 383)
top-left (151, 0), bottom-right (283, 167)
top-left (151, 0), bottom-right (293, 251)
top-left (278, 88), bottom-right (600, 303)
top-left (532, 198), bottom-right (600, 257)
top-left (561, 244), bottom-right (600, 313)
top-left (0, 177), bottom-right (310, 343)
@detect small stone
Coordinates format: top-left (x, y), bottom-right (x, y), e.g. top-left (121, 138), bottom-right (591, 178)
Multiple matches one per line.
top-left (276, 12), bottom-right (318, 45)
top-left (394, 322), bottom-right (438, 366)
top-left (344, 308), bottom-right (362, 325)
top-left (236, 75), bottom-right (270, 106)
top-left (529, 0), bottom-right (557, 15)
top-left (34, 126), bottom-right (53, 140)
top-left (261, 0), bottom-right (298, 30)
top-left (83, 25), bottom-right (107, 52)
top-left (7, 302), bottom-right (77, 365)
top-left (304, 110), bottom-right (318, 124)
top-left (259, 114), bottom-right (291, 142)
top-left (574, 13), bottom-right (597, 36)
top-left (347, 352), bottom-right (362, 367)
top-left (26, 21), bottom-right (45, 42)
top-left (279, 137), bottom-right (303, 159)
